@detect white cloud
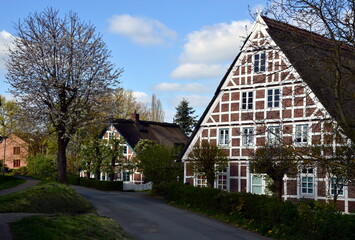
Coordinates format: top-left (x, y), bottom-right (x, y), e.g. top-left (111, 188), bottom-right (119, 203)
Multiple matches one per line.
top-left (154, 82), bottom-right (208, 92)
top-left (171, 20), bottom-right (252, 80)
top-left (108, 14), bottom-right (177, 45)
top-left (132, 91), bottom-right (150, 104)
top-left (171, 63), bottom-right (227, 79)
top-left (180, 20), bottom-right (252, 64)
top-left (0, 30), bottom-right (14, 69)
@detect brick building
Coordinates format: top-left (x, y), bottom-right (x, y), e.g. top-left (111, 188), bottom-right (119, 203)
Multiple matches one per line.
top-left (181, 16), bottom-right (355, 212)
top-left (0, 134), bottom-right (29, 169)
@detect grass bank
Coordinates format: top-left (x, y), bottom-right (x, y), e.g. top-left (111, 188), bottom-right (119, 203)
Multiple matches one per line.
top-left (10, 214), bottom-right (134, 240)
top-left (0, 181), bottom-right (94, 213)
top-left (0, 175), bottom-right (25, 191)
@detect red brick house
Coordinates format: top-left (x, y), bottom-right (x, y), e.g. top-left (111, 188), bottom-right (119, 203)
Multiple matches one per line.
top-left (83, 114), bottom-right (188, 184)
top-left (181, 15), bottom-right (355, 212)
top-left (0, 134), bottom-right (29, 169)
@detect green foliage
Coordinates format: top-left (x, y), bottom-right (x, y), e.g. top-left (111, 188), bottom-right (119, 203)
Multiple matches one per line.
top-left (27, 154), bottom-right (57, 179)
top-left (10, 214), bottom-right (134, 240)
top-left (0, 175), bottom-right (25, 190)
top-left (0, 182), bottom-right (94, 213)
top-left (250, 145), bottom-right (298, 199)
top-left (135, 141), bottom-right (183, 185)
top-left (173, 99), bottom-right (198, 136)
top-left (188, 140), bottom-right (228, 188)
top-left (79, 178), bottom-right (123, 191)
top-left (155, 183), bottom-right (355, 240)
top-left (134, 139), bottom-right (156, 155)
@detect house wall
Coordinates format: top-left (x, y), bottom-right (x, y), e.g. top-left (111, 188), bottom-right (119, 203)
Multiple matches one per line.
top-left (183, 19), bottom-right (354, 213)
top-left (0, 134), bottom-right (29, 169)
top-left (100, 125), bottom-right (144, 184)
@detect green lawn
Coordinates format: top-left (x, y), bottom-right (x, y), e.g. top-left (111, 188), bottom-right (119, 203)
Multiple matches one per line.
top-left (10, 214), bottom-right (134, 240)
top-left (0, 175), bottom-right (25, 191)
top-left (0, 181), bottom-right (94, 213)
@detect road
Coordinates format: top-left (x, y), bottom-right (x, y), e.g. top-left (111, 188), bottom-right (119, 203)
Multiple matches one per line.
top-left (72, 185), bottom-right (271, 240)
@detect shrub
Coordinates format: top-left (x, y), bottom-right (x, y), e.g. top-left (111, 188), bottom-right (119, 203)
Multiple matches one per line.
top-left (67, 175), bottom-right (80, 185)
top-left (27, 154), bottom-right (57, 179)
top-left (79, 178), bottom-right (123, 191)
top-left (156, 182), bottom-right (355, 240)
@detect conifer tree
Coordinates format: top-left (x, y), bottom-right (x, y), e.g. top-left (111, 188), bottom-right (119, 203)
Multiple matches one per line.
top-left (173, 99), bottom-right (198, 136)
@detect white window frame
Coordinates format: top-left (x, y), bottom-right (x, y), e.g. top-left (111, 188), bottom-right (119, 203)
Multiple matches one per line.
top-left (301, 168), bottom-right (314, 196)
top-left (242, 127), bottom-right (254, 146)
top-left (295, 124), bottom-right (309, 145)
top-left (267, 126), bottom-right (281, 145)
top-left (196, 175), bottom-right (207, 188)
top-left (108, 131), bottom-right (115, 140)
top-left (216, 170), bottom-right (227, 190)
top-left (218, 128), bottom-right (230, 146)
top-left (267, 88), bottom-right (280, 108)
top-left (251, 174), bottom-right (267, 195)
top-left (241, 91), bottom-right (254, 110)
top-left (122, 145), bottom-right (128, 155)
top-left (254, 52), bottom-right (266, 72)
top-left (330, 177), bottom-right (344, 196)
top-left (122, 171), bottom-right (130, 182)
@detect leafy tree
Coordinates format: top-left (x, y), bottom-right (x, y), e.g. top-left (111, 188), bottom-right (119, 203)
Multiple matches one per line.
top-left (188, 140), bottom-right (228, 188)
top-left (135, 140), bottom-right (182, 185)
top-left (0, 96), bottom-right (20, 136)
top-left (27, 154), bottom-right (57, 179)
top-left (6, 8), bottom-right (122, 183)
top-left (250, 144), bottom-right (298, 200)
top-left (173, 99), bottom-right (198, 136)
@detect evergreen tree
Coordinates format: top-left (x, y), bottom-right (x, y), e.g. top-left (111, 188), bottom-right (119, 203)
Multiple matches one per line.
top-left (173, 99), bottom-right (198, 136)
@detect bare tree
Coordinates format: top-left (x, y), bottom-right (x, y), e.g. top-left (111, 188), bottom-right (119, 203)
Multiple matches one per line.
top-left (149, 94), bottom-right (165, 122)
top-left (6, 8), bottom-right (122, 183)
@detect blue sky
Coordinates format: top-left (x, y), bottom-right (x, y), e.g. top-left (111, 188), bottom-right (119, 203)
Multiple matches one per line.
top-left (0, 0), bottom-right (266, 122)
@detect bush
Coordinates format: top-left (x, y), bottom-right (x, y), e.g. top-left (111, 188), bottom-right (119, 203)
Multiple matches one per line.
top-left (79, 178), bottom-right (123, 191)
top-left (67, 175), bottom-right (80, 185)
top-left (27, 154), bottom-right (57, 179)
top-left (156, 182), bottom-right (355, 240)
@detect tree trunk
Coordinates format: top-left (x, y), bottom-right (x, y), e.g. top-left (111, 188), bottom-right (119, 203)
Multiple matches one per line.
top-left (57, 130), bottom-right (69, 184)
top-left (207, 175), bottom-right (215, 188)
top-left (273, 178), bottom-right (283, 201)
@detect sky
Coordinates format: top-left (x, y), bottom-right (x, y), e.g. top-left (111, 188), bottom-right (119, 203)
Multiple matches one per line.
top-left (0, 0), bottom-right (267, 122)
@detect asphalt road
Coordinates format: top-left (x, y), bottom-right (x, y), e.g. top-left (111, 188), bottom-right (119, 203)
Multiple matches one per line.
top-left (72, 185), bottom-right (271, 240)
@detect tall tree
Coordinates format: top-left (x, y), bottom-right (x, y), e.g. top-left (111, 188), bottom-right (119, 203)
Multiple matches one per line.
top-left (149, 94), bottom-right (165, 122)
top-left (6, 8), bottom-right (122, 183)
top-left (0, 96), bottom-right (19, 136)
top-left (173, 99), bottom-right (198, 136)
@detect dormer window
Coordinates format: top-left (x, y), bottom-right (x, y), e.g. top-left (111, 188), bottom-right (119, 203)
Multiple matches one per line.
top-left (254, 52), bottom-right (266, 72)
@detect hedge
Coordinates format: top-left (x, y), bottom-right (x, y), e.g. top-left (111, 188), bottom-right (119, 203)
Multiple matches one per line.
top-left (154, 182), bottom-right (355, 240)
top-left (68, 175), bottom-right (123, 191)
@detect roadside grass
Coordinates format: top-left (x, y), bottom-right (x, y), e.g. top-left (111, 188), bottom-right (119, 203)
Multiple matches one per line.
top-left (10, 214), bottom-right (134, 240)
top-left (0, 175), bottom-right (25, 190)
top-left (0, 181), bottom-right (94, 213)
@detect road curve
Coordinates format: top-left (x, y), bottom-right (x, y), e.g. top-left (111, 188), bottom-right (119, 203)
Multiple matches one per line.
top-left (72, 185), bottom-right (272, 240)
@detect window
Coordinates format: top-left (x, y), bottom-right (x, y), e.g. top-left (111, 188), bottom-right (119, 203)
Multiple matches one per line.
top-left (331, 177), bottom-right (344, 196)
top-left (173, 143), bottom-right (184, 157)
top-left (122, 145), bottom-right (128, 155)
top-left (13, 160), bottom-right (20, 168)
top-left (123, 172), bottom-right (130, 182)
top-left (242, 127), bottom-right (254, 146)
top-left (295, 125), bottom-right (309, 144)
top-left (108, 131), bottom-right (114, 140)
top-left (267, 88), bottom-right (280, 108)
top-left (241, 91), bottom-right (253, 110)
top-left (301, 168), bottom-right (314, 195)
top-left (196, 175), bottom-right (207, 188)
top-left (254, 52), bottom-right (266, 72)
top-left (13, 147), bottom-right (20, 155)
top-left (218, 129), bottom-right (229, 146)
top-left (268, 126), bottom-right (281, 145)
top-left (217, 169), bottom-right (227, 190)
top-left (251, 174), bottom-right (265, 194)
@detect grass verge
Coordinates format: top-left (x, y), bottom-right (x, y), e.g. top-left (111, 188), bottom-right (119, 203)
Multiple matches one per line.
top-left (10, 214), bottom-right (134, 240)
top-left (0, 181), bottom-right (94, 213)
top-left (0, 175), bottom-right (25, 190)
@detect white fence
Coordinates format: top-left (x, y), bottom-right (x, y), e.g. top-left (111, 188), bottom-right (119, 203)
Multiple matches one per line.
top-left (123, 182), bottom-right (152, 191)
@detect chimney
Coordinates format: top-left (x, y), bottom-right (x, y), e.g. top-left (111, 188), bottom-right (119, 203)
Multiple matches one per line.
top-left (131, 112), bottom-right (140, 122)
